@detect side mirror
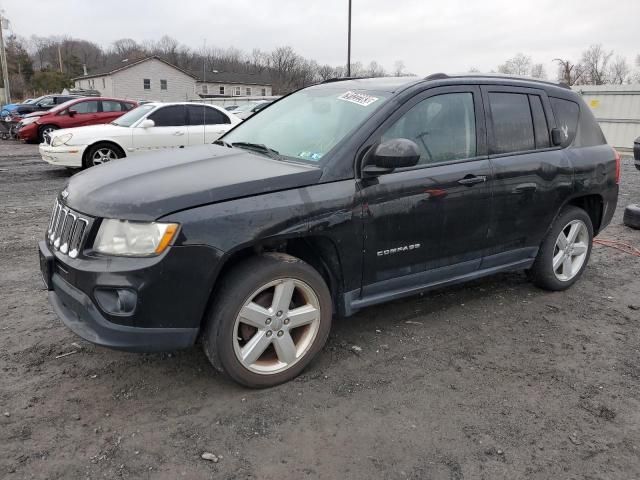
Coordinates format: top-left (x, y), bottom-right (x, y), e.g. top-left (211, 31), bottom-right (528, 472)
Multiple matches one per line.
top-left (363, 138), bottom-right (421, 176)
top-left (551, 127), bottom-right (564, 146)
top-left (67, 109), bottom-right (77, 117)
top-left (139, 119), bottom-right (155, 128)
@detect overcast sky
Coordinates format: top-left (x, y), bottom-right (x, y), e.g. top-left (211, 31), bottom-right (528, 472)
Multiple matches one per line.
top-left (4, 0), bottom-right (640, 78)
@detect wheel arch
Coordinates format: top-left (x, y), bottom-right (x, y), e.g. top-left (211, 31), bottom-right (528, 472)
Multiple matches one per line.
top-left (199, 235), bottom-right (345, 331)
top-left (565, 194), bottom-right (604, 234)
top-left (82, 140), bottom-right (127, 165)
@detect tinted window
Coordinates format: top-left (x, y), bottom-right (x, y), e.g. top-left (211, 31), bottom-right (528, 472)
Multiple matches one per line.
top-left (148, 105), bottom-right (187, 126)
top-left (529, 95), bottom-right (550, 149)
top-left (38, 97), bottom-right (55, 107)
top-left (489, 92), bottom-right (535, 154)
top-left (102, 100), bottom-right (123, 112)
top-left (187, 105), bottom-right (230, 125)
top-left (382, 92), bottom-right (476, 165)
top-left (71, 100), bottom-right (99, 114)
top-left (549, 97), bottom-right (580, 147)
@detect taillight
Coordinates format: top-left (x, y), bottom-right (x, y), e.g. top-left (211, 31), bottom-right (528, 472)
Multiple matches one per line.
top-left (614, 148), bottom-right (621, 184)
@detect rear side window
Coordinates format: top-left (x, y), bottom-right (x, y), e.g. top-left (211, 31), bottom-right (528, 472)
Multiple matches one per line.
top-left (102, 100), bottom-right (123, 112)
top-left (149, 105), bottom-right (187, 127)
top-left (187, 105), bottom-right (230, 125)
top-left (488, 92), bottom-right (534, 154)
top-left (549, 97), bottom-right (580, 147)
top-left (529, 95), bottom-right (550, 149)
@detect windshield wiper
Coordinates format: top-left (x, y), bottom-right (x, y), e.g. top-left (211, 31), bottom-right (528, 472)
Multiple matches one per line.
top-left (231, 142), bottom-right (281, 159)
top-left (213, 139), bottom-right (232, 148)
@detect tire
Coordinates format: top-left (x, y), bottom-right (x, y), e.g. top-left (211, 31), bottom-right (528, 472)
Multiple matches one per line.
top-left (38, 124), bottom-right (58, 143)
top-left (83, 142), bottom-right (125, 169)
top-left (202, 253), bottom-right (332, 388)
top-left (529, 206), bottom-right (594, 291)
top-left (623, 204), bottom-right (640, 230)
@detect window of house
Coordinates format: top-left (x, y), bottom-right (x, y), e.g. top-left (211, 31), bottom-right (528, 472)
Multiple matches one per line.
top-left (549, 97), bottom-right (580, 147)
top-left (148, 105), bottom-right (187, 126)
top-left (261, 88), bottom-right (267, 96)
top-left (202, 85), bottom-right (208, 94)
top-left (160, 80), bottom-right (167, 90)
top-left (143, 79), bottom-right (151, 90)
top-left (234, 86), bottom-right (241, 96)
top-left (381, 92), bottom-right (476, 165)
top-left (488, 92), bottom-right (535, 154)
top-left (246, 87), bottom-right (252, 96)
top-left (102, 100), bottom-right (123, 112)
top-left (219, 86), bottom-right (225, 95)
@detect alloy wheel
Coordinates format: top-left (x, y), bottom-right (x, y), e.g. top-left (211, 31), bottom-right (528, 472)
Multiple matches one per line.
top-left (552, 219), bottom-right (589, 281)
top-left (92, 148), bottom-right (118, 165)
top-left (232, 278), bottom-right (321, 375)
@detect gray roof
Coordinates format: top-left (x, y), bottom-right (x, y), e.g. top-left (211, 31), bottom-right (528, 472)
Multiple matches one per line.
top-left (190, 70), bottom-right (272, 86)
top-left (73, 56), bottom-right (272, 86)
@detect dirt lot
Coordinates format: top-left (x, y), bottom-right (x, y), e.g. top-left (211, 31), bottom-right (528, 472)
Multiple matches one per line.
top-left (1, 141), bottom-right (639, 480)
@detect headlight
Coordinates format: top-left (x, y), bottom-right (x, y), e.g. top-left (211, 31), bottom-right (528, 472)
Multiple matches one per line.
top-left (93, 219), bottom-right (179, 257)
top-left (20, 116), bottom-right (38, 126)
top-left (51, 133), bottom-right (73, 147)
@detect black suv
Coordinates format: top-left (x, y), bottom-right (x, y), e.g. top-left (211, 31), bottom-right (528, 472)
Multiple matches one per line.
top-left (39, 74), bottom-right (619, 387)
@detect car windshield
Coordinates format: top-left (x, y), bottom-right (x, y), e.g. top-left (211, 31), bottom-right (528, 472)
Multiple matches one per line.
top-left (112, 104), bottom-right (155, 127)
top-left (222, 87), bottom-right (390, 163)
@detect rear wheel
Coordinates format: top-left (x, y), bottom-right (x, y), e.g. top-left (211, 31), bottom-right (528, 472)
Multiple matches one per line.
top-left (202, 253), bottom-right (332, 388)
top-left (84, 143), bottom-right (125, 168)
top-left (529, 206), bottom-right (593, 291)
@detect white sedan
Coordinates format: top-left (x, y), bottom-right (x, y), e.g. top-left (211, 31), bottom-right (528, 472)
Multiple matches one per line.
top-left (39, 102), bottom-right (241, 168)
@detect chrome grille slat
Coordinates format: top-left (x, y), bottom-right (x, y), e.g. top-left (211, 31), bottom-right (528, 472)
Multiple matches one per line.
top-left (46, 199), bottom-right (91, 259)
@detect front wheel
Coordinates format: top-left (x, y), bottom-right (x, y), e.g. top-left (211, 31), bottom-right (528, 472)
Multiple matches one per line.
top-left (84, 143), bottom-right (124, 168)
top-left (202, 253), bottom-right (332, 388)
top-left (529, 206), bottom-right (593, 291)
top-left (38, 124), bottom-right (58, 143)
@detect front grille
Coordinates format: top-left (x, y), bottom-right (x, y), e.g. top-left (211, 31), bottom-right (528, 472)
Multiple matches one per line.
top-left (47, 199), bottom-right (90, 258)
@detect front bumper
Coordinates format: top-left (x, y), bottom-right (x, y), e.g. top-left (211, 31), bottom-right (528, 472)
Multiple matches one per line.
top-left (17, 122), bottom-right (38, 142)
top-left (39, 144), bottom-right (85, 168)
top-left (39, 239), bottom-right (221, 352)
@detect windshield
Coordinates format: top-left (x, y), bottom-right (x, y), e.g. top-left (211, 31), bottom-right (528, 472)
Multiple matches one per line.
top-left (223, 87), bottom-right (390, 163)
top-left (112, 104), bottom-right (155, 127)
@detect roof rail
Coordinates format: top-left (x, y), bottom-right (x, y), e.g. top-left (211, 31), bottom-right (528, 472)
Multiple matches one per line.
top-left (424, 72), bottom-right (571, 90)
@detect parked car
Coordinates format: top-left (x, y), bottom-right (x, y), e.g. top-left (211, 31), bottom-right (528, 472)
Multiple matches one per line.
top-left (6, 94), bottom-right (79, 117)
top-left (18, 97), bottom-right (138, 143)
top-left (40, 102), bottom-right (240, 168)
top-left (232, 100), bottom-right (272, 120)
top-left (39, 74), bottom-right (619, 387)
top-left (225, 105), bottom-right (240, 112)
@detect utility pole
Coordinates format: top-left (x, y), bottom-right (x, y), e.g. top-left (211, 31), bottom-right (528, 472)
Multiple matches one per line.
top-left (58, 44), bottom-right (63, 73)
top-left (0, 13), bottom-right (10, 104)
top-left (347, 0), bottom-right (352, 77)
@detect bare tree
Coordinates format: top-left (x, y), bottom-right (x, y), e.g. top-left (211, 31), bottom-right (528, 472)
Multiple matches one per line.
top-left (581, 44), bottom-right (613, 85)
top-left (111, 38), bottom-right (143, 60)
top-left (553, 58), bottom-right (585, 86)
top-left (608, 55), bottom-right (630, 84)
top-left (317, 64), bottom-right (336, 81)
top-left (365, 60), bottom-right (385, 77)
top-left (498, 53), bottom-right (532, 76)
top-left (468, 67), bottom-right (480, 73)
top-left (393, 60), bottom-right (405, 76)
top-left (530, 63), bottom-right (546, 79)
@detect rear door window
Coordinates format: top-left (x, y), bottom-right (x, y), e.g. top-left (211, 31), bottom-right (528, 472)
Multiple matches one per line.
top-left (72, 100), bottom-right (99, 114)
top-left (101, 100), bottom-right (124, 112)
top-left (488, 92), bottom-right (535, 154)
top-left (549, 97), bottom-right (580, 147)
top-left (529, 95), bottom-right (550, 149)
top-left (149, 105), bottom-right (187, 126)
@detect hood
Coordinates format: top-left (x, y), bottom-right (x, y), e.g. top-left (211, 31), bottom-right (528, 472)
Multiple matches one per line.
top-left (54, 123), bottom-right (127, 138)
top-left (64, 144), bottom-right (323, 221)
top-left (23, 110), bottom-right (48, 119)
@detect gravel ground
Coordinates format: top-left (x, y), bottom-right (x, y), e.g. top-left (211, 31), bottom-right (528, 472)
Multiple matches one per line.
top-left (1, 141), bottom-right (639, 480)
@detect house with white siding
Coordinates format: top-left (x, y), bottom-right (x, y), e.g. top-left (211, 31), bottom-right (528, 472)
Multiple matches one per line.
top-left (72, 56), bottom-right (272, 102)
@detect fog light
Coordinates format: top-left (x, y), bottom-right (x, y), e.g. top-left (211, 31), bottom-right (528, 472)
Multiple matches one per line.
top-left (94, 288), bottom-right (137, 315)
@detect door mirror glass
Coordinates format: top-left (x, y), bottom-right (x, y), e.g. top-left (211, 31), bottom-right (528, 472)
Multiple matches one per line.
top-left (139, 119), bottom-right (155, 128)
top-left (551, 127), bottom-right (563, 146)
top-left (367, 138), bottom-right (421, 172)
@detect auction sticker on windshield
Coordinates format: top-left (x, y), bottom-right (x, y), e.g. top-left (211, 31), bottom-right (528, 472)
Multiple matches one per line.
top-left (337, 91), bottom-right (379, 107)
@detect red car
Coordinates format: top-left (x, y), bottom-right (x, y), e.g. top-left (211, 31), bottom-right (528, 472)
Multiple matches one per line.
top-left (17, 97), bottom-right (138, 143)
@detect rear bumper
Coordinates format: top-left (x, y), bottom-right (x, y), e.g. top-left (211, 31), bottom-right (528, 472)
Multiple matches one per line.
top-left (49, 272), bottom-right (198, 352)
top-left (39, 144), bottom-right (85, 167)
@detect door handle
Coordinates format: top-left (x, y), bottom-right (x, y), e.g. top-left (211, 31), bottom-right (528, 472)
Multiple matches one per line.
top-left (457, 175), bottom-right (486, 186)
top-left (512, 182), bottom-right (537, 193)
top-left (173, 131), bottom-right (185, 136)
